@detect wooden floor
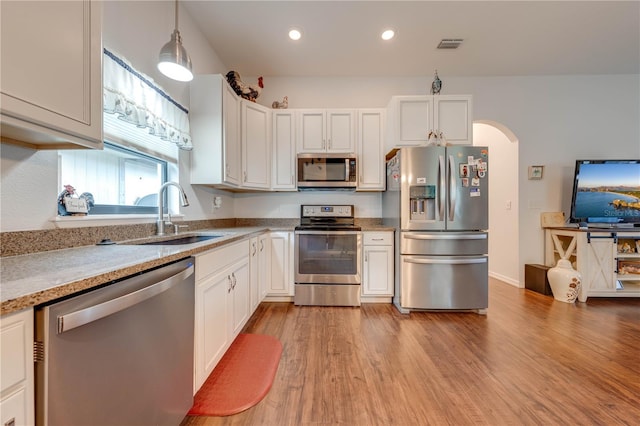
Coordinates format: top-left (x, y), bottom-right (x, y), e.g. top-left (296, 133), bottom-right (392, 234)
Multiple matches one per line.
top-left (181, 279), bottom-right (640, 425)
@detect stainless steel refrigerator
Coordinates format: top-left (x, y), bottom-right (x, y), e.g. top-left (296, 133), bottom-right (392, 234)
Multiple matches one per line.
top-left (383, 146), bottom-right (489, 313)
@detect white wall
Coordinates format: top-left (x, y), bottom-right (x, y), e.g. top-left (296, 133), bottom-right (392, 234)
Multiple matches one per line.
top-left (1, 1), bottom-right (638, 288)
top-left (473, 123), bottom-right (519, 286)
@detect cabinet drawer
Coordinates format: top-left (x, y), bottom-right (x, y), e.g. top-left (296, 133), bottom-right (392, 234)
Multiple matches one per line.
top-left (195, 240), bottom-right (249, 281)
top-left (363, 232), bottom-right (393, 245)
top-left (1, 310), bottom-right (31, 392)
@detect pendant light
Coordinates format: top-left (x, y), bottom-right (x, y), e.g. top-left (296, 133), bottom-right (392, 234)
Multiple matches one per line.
top-left (158, 0), bottom-right (193, 82)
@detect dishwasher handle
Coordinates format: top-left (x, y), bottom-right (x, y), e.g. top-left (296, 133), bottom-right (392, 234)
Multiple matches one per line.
top-left (57, 263), bottom-right (194, 334)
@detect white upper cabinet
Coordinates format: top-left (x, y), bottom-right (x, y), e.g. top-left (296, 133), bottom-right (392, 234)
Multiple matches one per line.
top-left (242, 100), bottom-right (271, 189)
top-left (0, 0), bottom-right (103, 149)
top-left (271, 110), bottom-right (297, 190)
top-left (356, 109), bottom-right (386, 191)
top-left (387, 95), bottom-right (473, 147)
top-left (190, 74), bottom-right (242, 188)
top-left (297, 109), bottom-right (355, 153)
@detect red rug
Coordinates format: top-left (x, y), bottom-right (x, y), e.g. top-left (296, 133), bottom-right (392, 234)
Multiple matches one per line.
top-left (188, 333), bottom-right (283, 417)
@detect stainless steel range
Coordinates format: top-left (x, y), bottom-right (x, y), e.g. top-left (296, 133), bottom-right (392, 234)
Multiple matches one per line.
top-left (294, 205), bottom-right (362, 306)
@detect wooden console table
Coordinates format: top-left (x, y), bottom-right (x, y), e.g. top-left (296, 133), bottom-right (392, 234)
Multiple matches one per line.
top-left (544, 227), bottom-right (640, 302)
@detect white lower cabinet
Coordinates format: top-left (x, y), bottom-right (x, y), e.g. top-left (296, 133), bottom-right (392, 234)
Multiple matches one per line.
top-left (0, 308), bottom-right (35, 426)
top-left (194, 239), bottom-right (251, 392)
top-left (249, 234), bottom-right (270, 312)
top-left (266, 231), bottom-right (294, 298)
top-left (258, 233), bottom-right (271, 300)
top-left (362, 232), bottom-right (394, 300)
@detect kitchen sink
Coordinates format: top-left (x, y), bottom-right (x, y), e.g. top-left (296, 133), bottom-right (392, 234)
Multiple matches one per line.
top-left (137, 235), bottom-right (223, 246)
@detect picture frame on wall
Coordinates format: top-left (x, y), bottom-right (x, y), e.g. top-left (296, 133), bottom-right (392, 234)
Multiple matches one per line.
top-left (528, 165), bottom-right (544, 180)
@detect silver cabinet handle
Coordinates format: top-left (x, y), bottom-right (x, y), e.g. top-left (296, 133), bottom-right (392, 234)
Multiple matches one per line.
top-left (259, 240), bottom-right (264, 251)
top-left (448, 154), bottom-right (456, 221)
top-left (227, 275), bottom-right (232, 293)
top-left (57, 263), bottom-right (194, 334)
top-left (403, 233), bottom-right (487, 240)
top-left (404, 257), bottom-right (486, 265)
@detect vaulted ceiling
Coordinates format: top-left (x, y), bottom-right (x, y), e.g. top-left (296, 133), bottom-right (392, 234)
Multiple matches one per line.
top-left (184, 1), bottom-right (640, 78)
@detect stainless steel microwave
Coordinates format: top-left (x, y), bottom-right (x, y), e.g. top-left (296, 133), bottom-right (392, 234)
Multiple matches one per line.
top-left (297, 153), bottom-right (357, 189)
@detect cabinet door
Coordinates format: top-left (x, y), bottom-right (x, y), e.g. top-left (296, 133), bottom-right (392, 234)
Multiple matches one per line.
top-left (258, 234), bottom-right (271, 300)
top-left (0, 309), bottom-right (34, 426)
top-left (229, 259), bottom-right (250, 337)
top-left (326, 110), bottom-right (355, 153)
top-left (223, 83), bottom-right (242, 186)
top-left (582, 237), bottom-right (617, 294)
top-left (194, 270), bottom-right (230, 390)
top-left (395, 96), bottom-right (432, 146)
top-left (268, 232), bottom-right (292, 296)
top-left (0, 0), bottom-right (102, 149)
top-left (434, 95), bottom-right (473, 145)
top-left (297, 110), bottom-right (326, 152)
top-left (272, 111), bottom-right (297, 190)
top-left (249, 237), bottom-right (260, 312)
top-left (242, 101), bottom-right (270, 189)
top-left (363, 245), bottom-right (394, 296)
top-left (357, 109), bottom-right (385, 190)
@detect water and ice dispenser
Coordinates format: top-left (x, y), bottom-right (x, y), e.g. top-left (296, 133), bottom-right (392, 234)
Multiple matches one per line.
top-left (409, 185), bottom-right (436, 221)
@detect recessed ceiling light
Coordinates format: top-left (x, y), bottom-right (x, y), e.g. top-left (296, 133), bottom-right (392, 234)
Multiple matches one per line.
top-left (289, 28), bottom-right (302, 41)
top-left (381, 29), bottom-right (395, 41)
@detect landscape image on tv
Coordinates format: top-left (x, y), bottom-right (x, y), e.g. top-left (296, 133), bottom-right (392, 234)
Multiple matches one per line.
top-left (573, 162), bottom-right (640, 222)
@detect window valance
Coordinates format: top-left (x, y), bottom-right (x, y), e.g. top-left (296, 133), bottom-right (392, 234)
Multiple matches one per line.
top-left (103, 48), bottom-right (192, 152)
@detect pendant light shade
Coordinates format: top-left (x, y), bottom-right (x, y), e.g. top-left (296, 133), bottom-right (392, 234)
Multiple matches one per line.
top-left (158, 0), bottom-right (193, 82)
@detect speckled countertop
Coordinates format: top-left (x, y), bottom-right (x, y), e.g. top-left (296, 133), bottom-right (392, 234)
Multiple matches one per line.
top-left (0, 227), bottom-right (269, 315)
top-left (1, 222), bottom-right (394, 316)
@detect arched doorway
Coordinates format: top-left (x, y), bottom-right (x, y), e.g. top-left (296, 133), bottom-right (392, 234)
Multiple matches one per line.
top-left (473, 121), bottom-right (520, 287)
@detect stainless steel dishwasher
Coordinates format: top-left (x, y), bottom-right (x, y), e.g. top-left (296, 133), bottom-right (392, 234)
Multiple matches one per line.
top-left (34, 257), bottom-right (195, 426)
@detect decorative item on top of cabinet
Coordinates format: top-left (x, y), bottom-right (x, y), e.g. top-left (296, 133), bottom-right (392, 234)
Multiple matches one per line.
top-left (386, 95), bottom-right (472, 147)
top-left (297, 109), bottom-right (355, 153)
top-left (272, 96), bottom-right (289, 109)
top-left (226, 71), bottom-right (263, 102)
top-left (0, 0), bottom-right (102, 149)
top-left (431, 70), bottom-right (442, 95)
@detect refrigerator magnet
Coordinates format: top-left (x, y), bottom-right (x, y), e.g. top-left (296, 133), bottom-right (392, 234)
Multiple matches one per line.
top-left (467, 156), bottom-right (474, 164)
top-left (471, 177), bottom-right (480, 187)
top-left (462, 178), bottom-right (469, 187)
top-left (478, 170), bottom-right (486, 178)
top-left (470, 188), bottom-right (481, 197)
top-left (459, 164), bottom-right (469, 177)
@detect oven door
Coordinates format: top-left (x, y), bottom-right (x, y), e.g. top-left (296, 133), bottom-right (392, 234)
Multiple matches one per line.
top-left (295, 230), bottom-right (362, 284)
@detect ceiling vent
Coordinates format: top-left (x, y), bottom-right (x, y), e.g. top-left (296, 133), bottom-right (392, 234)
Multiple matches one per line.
top-left (437, 39), bottom-right (463, 49)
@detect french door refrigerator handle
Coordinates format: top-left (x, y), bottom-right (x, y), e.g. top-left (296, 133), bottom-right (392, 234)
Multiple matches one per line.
top-left (438, 155), bottom-right (445, 220)
top-left (403, 233), bottom-right (487, 240)
top-left (404, 257), bottom-right (487, 265)
top-left (57, 263), bottom-right (194, 334)
top-left (448, 154), bottom-right (456, 221)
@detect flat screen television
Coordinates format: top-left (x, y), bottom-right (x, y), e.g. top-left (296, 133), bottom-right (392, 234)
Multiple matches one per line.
top-left (569, 160), bottom-right (640, 227)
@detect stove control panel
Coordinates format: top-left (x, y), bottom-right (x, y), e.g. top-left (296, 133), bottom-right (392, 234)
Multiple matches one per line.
top-left (301, 205), bottom-right (354, 218)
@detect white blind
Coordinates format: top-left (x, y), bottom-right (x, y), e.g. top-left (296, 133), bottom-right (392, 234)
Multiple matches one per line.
top-left (103, 113), bottom-right (179, 163)
top-left (103, 48), bottom-right (192, 161)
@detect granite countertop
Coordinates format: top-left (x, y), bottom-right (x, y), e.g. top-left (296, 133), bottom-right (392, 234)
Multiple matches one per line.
top-left (0, 227), bottom-right (271, 315)
top-left (0, 224), bottom-right (394, 315)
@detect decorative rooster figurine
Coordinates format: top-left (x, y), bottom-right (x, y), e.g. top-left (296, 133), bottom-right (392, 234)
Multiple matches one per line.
top-left (272, 96), bottom-right (289, 109)
top-left (226, 71), bottom-right (263, 102)
top-left (431, 69), bottom-right (442, 95)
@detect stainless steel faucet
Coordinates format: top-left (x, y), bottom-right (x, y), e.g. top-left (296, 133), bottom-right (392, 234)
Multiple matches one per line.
top-left (156, 182), bottom-right (189, 235)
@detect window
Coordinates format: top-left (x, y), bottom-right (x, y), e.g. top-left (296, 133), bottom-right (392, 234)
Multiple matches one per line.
top-left (56, 48), bottom-right (191, 217)
top-left (59, 142), bottom-right (167, 214)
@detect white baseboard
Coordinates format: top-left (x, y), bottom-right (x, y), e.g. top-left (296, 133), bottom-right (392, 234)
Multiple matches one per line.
top-left (489, 271), bottom-right (521, 288)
